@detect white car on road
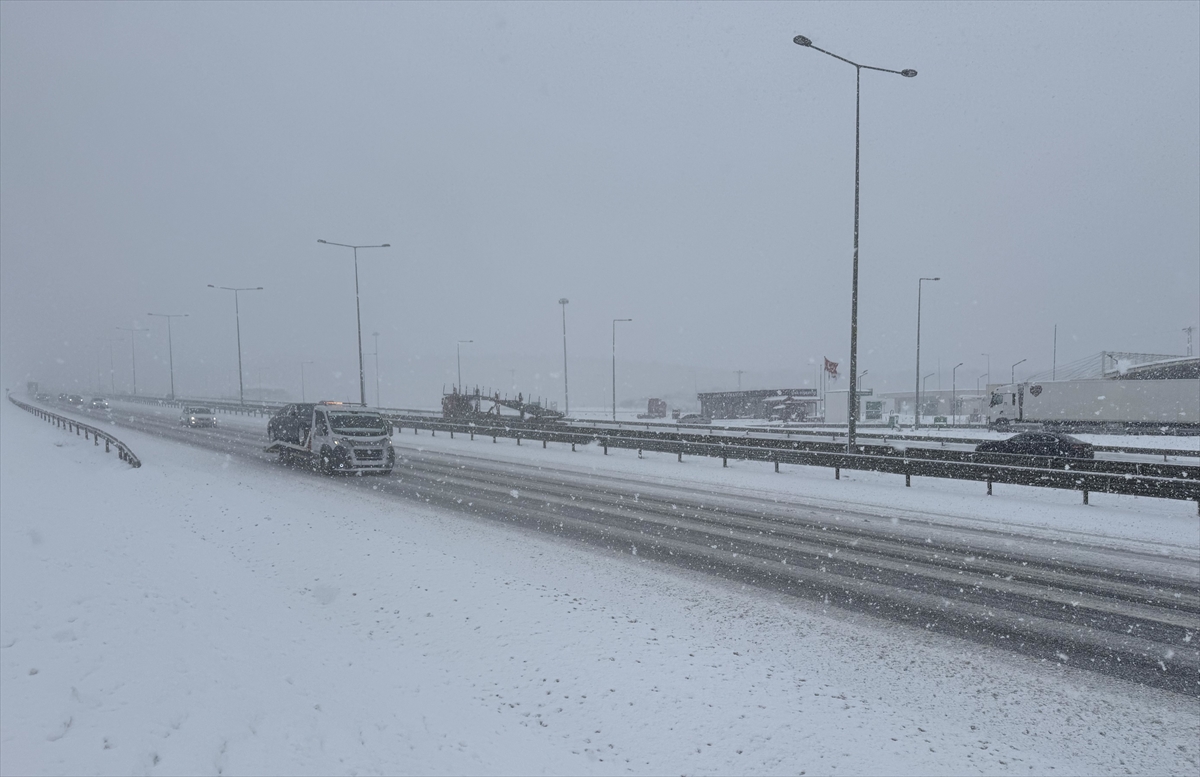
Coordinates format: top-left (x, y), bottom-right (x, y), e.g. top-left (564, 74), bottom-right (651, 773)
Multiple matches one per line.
top-left (180, 406), bottom-right (218, 428)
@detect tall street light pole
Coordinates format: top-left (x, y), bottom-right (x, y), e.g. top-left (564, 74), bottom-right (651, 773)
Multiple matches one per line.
top-left (951, 362), bottom-right (964, 427)
top-left (115, 326), bottom-right (148, 395)
top-left (372, 332), bottom-right (381, 408)
top-left (300, 361), bottom-right (314, 402)
top-left (317, 239), bottom-right (391, 406)
top-left (793, 34), bottom-right (917, 452)
top-left (977, 372), bottom-right (989, 393)
top-left (913, 277), bottom-right (940, 430)
top-left (457, 340), bottom-right (473, 392)
top-left (612, 318), bottom-right (632, 421)
top-left (1011, 358), bottom-right (1027, 385)
top-left (981, 353), bottom-right (991, 389)
top-left (147, 313), bottom-right (188, 400)
top-left (208, 285), bottom-right (262, 405)
top-left (96, 337), bottom-right (120, 395)
top-left (558, 298), bottom-right (570, 416)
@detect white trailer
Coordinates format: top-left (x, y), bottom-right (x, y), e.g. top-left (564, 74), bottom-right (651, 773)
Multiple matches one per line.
top-left (987, 379), bottom-right (1200, 432)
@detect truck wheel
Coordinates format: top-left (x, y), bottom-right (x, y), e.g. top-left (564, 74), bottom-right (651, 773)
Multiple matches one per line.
top-left (315, 447), bottom-right (334, 475)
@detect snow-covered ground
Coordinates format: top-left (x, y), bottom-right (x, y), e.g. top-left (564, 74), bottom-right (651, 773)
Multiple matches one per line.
top-left (2, 399), bottom-right (1198, 775)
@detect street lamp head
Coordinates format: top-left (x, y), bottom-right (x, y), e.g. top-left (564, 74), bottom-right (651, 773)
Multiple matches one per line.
top-left (317, 239), bottom-right (327, 244)
top-left (901, 69), bottom-right (918, 78)
top-left (793, 35), bottom-right (813, 46)
top-left (932, 277), bottom-right (940, 281)
top-left (381, 244), bottom-right (391, 248)
top-left (559, 298), bottom-right (569, 305)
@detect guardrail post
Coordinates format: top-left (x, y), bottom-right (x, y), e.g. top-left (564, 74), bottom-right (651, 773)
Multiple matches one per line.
top-left (450, 430), bottom-right (454, 439)
top-left (470, 430), bottom-right (475, 441)
top-left (516, 435), bottom-right (520, 445)
top-left (987, 476), bottom-right (992, 496)
top-left (493, 435), bottom-right (498, 444)
top-left (774, 457), bottom-right (779, 473)
top-left (677, 451), bottom-right (682, 462)
top-left (106, 440), bottom-right (110, 453)
top-left (1082, 489), bottom-right (1089, 505)
top-left (723, 456), bottom-right (728, 468)
top-left (571, 443), bottom-right (576, 452)
top-left (603, 443), bottom-right (608, 455)
top-left (835, 467), bottom-right (840, 480)
top-left (431, 429), bottom-right (436, 437)
top-left (94, 433), bottom-right (99, 446)
top-left (543, 439), bottom-right (547, 449)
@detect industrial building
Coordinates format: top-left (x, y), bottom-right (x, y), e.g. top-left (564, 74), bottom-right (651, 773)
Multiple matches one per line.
top-left (697, 388), bottom-right (819, 421)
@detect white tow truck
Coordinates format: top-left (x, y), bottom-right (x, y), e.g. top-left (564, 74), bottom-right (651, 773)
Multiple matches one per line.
top-left (265, 401), bottom-right (395, 474)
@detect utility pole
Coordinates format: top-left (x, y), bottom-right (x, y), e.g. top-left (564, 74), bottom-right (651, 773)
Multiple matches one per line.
top-left (736, 370), bottom-right (744, 391)
top-left (1185, 326), bottom-right (1195, 357)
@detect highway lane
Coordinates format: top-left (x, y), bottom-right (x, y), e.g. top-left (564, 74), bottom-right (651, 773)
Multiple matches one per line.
top-left (60, 400), bottom-right (1200, 695)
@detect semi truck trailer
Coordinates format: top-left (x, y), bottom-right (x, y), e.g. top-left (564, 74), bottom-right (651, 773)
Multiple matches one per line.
top-left (987, 378), bottom-right (1200, 433)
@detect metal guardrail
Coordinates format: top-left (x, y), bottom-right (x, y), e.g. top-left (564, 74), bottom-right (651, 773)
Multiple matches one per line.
top-left (388, 416), bottom-right (1200, 509)
top-left (559, 418), bottom-right (1200, 460)
top-left (10, 394), bottom-right (141, 468)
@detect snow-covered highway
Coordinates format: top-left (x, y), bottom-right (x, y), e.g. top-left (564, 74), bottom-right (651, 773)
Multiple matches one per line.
top-left (4, 397), bottom-right (1198, 775)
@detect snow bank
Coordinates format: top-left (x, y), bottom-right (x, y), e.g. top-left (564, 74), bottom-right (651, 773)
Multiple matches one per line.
top-left (2, 400), bottom-right (1197, 775)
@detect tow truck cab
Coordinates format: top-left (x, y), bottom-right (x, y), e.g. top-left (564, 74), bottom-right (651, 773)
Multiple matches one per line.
top-left (267, 401), bottom-right (394, 474)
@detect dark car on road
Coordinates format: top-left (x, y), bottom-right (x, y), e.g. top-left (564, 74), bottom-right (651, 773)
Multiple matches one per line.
top-left (268, 403), bottom-right (317, 444)
top-left (975, 432), bottom-right (1094, 459)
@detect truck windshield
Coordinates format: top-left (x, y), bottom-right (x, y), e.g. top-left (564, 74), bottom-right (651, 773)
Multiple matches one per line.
top-left (329, 413), bottom-right (387, 435)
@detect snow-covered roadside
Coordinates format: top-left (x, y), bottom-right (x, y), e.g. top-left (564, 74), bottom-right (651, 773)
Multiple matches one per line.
top-left (392, 428), bottom-right (1200, 555)
top-left (2, 400), bottom-right (1197, 776)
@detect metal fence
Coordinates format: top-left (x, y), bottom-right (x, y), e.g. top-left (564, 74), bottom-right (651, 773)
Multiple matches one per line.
top-left (9, 394), bottom-right (141, 468)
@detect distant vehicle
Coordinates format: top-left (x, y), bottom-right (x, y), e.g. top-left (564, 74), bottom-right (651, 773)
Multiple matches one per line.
top-left (89, 398), bottom-right (110, 411)
top-left (35, 392), bottom-right (51, 402)
top-left (975, 432), bottom-right (1094, 459)
top-left (637, 398), bottom-right (668, 419)
top-left (988, 378), bottom-right (1199, 433)
top-left (180, 406), bottom-right (218, 428)
top-left (58, 393), bottom-right (68, 402)
top-left (65, 394), bottom-right (84, 408)
top-left (265, 401), bottom-right (394, 474)
top-left (677, 413), bottom-right (711, 425)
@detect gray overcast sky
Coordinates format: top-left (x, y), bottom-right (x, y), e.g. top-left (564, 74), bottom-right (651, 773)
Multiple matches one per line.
top-left (2, 1), bottom-right (1197, 408)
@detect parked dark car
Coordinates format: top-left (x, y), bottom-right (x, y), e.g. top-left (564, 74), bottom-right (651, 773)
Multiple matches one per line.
top-left (268, 403), bottom-right (316, 444)
top-left (975, 432), bottom-right (1094, 459)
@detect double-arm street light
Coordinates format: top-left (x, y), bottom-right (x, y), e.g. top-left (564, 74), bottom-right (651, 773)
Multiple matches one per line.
top-left (558, 298), bottom-right (571, 416)
top-left (115, 326), bottom-right (149, 395)
top-left (612, 318), bottom-right (633, 421)
top-left (793, 34), bottom-right (917, 451)
top-left (1011, 358), bottom-right (1027, 385)
top-left (317, 239), bottom-right (391, 406)
top-left (208, 285), bottom-right (262, 404)
top-left (913, 277), bottom-right (940, 430)
top-left (457, 340), bottom-right (473, 391)
top-left (147, 313), bottom-right (188, 400)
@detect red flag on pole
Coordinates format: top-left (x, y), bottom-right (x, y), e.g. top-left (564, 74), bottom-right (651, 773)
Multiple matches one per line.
top-left (824, 358), bottom-right (839, 380)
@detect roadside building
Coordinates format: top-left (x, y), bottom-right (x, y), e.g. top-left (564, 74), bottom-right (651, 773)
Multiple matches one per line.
top-left (698, 388), bottom-right (819, 421)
